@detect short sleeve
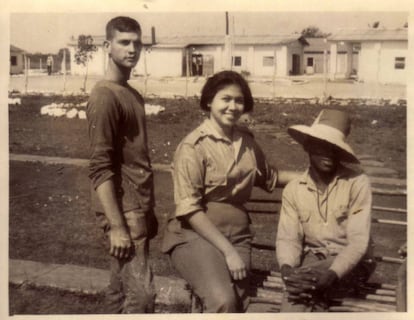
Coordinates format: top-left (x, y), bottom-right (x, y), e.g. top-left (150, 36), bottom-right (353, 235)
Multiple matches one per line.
top-left (172, 143), bottom-right (206, 217)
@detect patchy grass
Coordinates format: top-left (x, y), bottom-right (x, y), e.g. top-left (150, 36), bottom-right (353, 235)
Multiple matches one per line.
top-left (9, 94), bottom-right (406, 177)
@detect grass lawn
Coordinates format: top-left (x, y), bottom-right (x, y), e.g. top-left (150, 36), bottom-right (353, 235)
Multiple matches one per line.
top-left (8, 94), bottom-right (407, 313)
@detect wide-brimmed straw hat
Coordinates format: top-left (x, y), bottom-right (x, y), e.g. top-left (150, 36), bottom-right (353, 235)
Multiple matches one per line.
top-left (288, 109), bottom-right (359, 163)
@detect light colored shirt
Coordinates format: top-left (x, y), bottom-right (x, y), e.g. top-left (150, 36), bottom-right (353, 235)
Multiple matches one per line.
top-left (276, 166), bottom-right (372, 278)
top-left (173, 119), bottom-right (278, 217)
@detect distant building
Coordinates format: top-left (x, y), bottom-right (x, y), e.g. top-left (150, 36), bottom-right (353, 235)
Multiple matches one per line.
top-left (303, 38), bottom-right (358, 75)
top-left (10, 45), bottom-right (26, 74)
top-left (328, 28), bottom-right (408, 84)
top-left (67, 31), bottom-right (308, 78)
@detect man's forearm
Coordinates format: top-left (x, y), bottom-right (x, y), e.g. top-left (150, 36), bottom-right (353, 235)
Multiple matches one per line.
top-left (96, 179), bottom-right (125, 228)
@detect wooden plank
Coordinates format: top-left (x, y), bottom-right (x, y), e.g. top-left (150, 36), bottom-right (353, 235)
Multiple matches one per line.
top-left (376, 256), bottom-right (404, 264)
top-left (372, 206), bottom-right (406, 214)
top-left (365, 294), bottom-right (396, 303)
top-left (363, 166), bottom-right (399, 177)
top-left (263, 281), bottom-right (284, 290)
top-left (372, 187), bottom-right (406, 196)
top-left (373, 218), bottom-right (407, 226)
top-left (369, 176), bottom-right (406, 187)
top-left (360, 160), bottom-right (385, 167)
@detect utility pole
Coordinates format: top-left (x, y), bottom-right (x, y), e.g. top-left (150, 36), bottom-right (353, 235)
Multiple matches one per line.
top-left (224, 12), bottom-right (232, 70)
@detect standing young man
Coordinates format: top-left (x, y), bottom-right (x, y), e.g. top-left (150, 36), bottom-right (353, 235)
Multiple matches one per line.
top-left (86, 16), bottom-right (157, 313)
top-left (276, 109), bottom-right (375, 312)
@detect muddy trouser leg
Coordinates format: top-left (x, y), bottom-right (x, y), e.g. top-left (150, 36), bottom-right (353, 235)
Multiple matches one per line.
top-left (97, 210), bottom-right (156, 313)
top-left (170, 235), bottom-right (251, 313)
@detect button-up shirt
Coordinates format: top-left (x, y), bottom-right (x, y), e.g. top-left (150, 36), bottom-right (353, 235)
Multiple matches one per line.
top-left (87, 80), bottom-right (154, 213)
top-left (276, 166), bottom-right (372, 278)
top-left (173, 119), bottom-right (278, 217)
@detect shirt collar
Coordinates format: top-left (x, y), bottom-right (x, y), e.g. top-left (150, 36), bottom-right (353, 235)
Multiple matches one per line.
top-left (299, 165), bottom-right (350, 191)
top-left (198, 119), bottom-right (233, 143)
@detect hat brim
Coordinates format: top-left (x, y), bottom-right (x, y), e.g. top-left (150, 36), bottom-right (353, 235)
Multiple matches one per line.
top-left (288, 125), bottom-right (360, 163)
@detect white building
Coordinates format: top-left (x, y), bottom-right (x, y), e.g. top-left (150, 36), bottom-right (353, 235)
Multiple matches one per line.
top-left (303, 38), bottom-right (358, 75)
top-left (67, 33), bottom-right (308, 78)
top-left (10, 45), bottom-right (26, 75)
top-left (328, 28), bottom-right (408, 84)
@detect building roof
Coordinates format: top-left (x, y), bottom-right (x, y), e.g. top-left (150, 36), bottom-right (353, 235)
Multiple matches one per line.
top-left (10, 45), bottom-right (26, 53)
top-left (67, 35), bottom-right (154, 46)
top-left (304, 38), bottom-right (329, 52)
top-left (233, 35), bottom-right (308, 46)
top-left (68, 34), bottom-right (307, 47)
top-left (328, 28), bottom-right (408, 41)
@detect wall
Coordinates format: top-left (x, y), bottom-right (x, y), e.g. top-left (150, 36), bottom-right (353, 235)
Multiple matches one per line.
top-left (10, 52), bottom-right (24, 74)
top-left (141, 47), bottom-right (184, 77)
top-left (359, 41), bottom-right (407, 84)
top-left (231, 45), bottom-right (249, 73)
top-left (379, 41), bottom-right (407, 84)
top-left (287, 41), bottom-right (304, 75)
top-left (251, 45), bottom-right (278, 77)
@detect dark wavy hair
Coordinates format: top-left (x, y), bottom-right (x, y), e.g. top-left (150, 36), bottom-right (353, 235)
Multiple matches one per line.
top-left (106, 16), bottom-right (141, 40)
top-left (200, 70), bottom-right (254, 113)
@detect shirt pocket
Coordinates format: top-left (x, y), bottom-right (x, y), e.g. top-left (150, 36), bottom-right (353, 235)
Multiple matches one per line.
top-left (334, 205), bottom-right (349, 225)
top-left (205, 172), bottom-right (227, 187)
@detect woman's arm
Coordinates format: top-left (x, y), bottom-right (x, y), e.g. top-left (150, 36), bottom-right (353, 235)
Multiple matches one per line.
top-left (185, 211), bottom-right (247, 280)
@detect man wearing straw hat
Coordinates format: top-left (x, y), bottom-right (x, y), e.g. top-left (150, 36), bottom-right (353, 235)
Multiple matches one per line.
top-left (276, 109), bottom-right (375, 312)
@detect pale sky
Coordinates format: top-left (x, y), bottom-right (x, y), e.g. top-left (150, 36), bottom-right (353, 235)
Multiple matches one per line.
top-left (10, 11), bottom-right (408, 54)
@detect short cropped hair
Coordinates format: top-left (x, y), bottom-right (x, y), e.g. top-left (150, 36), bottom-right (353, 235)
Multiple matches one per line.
top-left (200, 70), bottom-right (254, 113)
top-left (106, 16), bottom-right (141, 40)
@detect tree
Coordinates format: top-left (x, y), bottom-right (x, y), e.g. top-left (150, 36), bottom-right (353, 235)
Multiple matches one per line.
top-left (301, 26), bottom-right (329, 38)
top-left (74, 35), bottom-right (97, 92)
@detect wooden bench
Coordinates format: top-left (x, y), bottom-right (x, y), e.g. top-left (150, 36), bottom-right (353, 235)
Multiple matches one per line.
top-left (190, 171), bottom-right (407, 313)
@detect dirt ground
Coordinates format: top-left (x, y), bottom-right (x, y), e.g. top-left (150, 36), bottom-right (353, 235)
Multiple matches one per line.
top-left (9, 74), bottom-right (406, 100)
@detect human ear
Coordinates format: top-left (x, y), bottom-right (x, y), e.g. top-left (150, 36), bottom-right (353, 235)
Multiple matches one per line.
top-left (103, 40), bottom-right (111, 53)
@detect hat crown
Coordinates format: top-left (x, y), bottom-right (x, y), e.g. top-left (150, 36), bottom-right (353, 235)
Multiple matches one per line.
top-left (313, 109), bottom-right (351, 137)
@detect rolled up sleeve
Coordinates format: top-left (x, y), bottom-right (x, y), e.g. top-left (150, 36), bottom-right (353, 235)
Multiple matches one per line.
top-left (87, 87), bottom-right (120, 189)
top-left (173, 143), bottom-right (205, 217)
top-left (276, 184), bottom-right (303, 268)
top-left (329, 174), bottom-right (372, 278)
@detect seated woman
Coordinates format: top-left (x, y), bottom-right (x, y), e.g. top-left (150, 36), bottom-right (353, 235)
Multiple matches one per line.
top-left (276, 109), bottom-right (376, 312)
top-left (161, 70), bottom-right (292, 313)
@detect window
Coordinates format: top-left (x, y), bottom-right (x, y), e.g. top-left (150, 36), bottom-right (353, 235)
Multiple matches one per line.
top-left (233, 56), bottom-right (242, 67)
top-left (394, 57), bottom-right (405, 70)
top-left (263, 56), bottom-right (274, 67)
top-left (11, 56), bottom-right (17, 66)
top-left (307, 57), bottom-right (314, 67)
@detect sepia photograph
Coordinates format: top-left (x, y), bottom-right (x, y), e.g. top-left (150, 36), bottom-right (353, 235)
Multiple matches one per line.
top-left (2, 0), bottom-right (411, 319)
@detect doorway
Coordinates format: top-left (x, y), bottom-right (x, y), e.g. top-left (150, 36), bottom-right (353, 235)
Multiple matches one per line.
top-left (292, 54), bottom-right (301, 75)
